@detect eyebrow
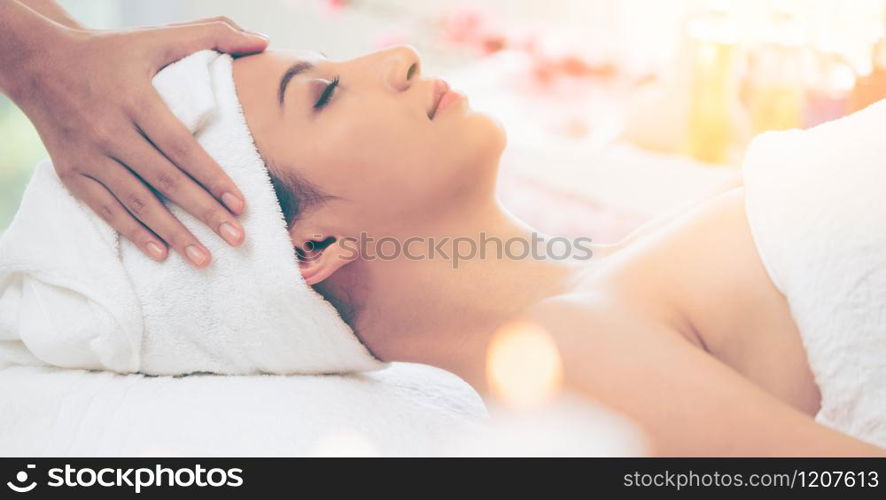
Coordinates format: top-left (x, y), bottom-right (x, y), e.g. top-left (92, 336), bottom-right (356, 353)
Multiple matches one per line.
top-left (278, 61), bottom-right (314, 106)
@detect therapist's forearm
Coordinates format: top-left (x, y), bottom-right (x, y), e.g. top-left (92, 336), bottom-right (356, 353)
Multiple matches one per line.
top-left (18, 0), bottom-right (82, 29)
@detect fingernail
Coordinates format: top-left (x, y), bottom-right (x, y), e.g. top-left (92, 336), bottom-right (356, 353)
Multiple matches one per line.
top-left (219, 222), bottom-right (244, 246)
top-left (221, 192), bottom-right (245, 214)
top-left (146, 241), bottom-right (166, 261)
top-left (248, 30), bottom-right (270, 40)
top-left (185, 245), bottom-right (210, 267)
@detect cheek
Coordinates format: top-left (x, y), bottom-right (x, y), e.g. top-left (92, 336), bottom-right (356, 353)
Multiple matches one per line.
top-left (317, 109), bottom-right (434, 197)
top-left (312, 107), bottom-right (505, 229)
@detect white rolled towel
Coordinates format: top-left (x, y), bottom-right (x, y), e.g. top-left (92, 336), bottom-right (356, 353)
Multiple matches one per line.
top-left (0, 51), bottom-right (384, 375)
top-left (743, 99), bottom-right (886, 447)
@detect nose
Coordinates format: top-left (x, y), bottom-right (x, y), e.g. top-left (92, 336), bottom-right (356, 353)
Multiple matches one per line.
top-left (381, 45), bottom-right (421, 91)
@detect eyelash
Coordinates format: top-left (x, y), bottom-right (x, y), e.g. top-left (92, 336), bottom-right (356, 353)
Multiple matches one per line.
top-left (313, 76), bottom-right (340, 110)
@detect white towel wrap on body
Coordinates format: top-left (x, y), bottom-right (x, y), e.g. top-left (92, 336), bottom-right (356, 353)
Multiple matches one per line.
top-left (743, 100), bottom-right (886, 447)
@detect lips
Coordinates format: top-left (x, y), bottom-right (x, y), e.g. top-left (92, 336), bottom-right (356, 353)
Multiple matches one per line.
top-left (428, 79), bottom-right (450, 120)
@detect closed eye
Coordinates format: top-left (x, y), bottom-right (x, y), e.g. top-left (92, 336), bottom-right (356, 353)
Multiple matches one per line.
top-left (314, 76), bottom-right (340, 110)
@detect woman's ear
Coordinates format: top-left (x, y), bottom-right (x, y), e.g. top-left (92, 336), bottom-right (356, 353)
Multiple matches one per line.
top-left (296, 236), bottom-right (356, 285)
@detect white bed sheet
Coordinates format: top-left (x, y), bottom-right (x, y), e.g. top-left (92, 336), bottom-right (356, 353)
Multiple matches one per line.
top-left (0, 362), bottom-right (486, 456)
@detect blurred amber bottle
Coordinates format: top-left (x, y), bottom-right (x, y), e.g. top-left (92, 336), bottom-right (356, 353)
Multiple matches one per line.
top-left (686, 7), bottom-right (738, 164)
top-left (745, 9), bottom-right (806, 134)
top-left (850, 36), bottom-right (886, 112)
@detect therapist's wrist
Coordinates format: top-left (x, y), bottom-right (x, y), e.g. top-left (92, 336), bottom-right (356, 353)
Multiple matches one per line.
top-left (17, 0), bottom-right (83, 30)
top-left (1, 1), bottom-right (96, 102)
top-left (0, 2), bottom-right (73, 101)
top-left (3, 23), bottom-right (89, 107)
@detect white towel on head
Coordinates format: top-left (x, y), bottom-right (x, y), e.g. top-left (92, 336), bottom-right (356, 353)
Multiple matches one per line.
top-left (0, 51), bottom-right (384, 375)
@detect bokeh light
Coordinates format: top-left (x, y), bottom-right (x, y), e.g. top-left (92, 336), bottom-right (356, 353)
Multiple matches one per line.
top-left (486, 321), bottom-right (564, 409)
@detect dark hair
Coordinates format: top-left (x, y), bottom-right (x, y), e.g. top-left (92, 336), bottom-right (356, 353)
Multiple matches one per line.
top-left (266, 164), bottom-right (360, 326)
top-left (267, 166), bottom-right (331, 226)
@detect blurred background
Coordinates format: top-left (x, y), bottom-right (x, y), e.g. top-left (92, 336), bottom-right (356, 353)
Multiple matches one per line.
top-left (3, 0), bottom-right (886, 240)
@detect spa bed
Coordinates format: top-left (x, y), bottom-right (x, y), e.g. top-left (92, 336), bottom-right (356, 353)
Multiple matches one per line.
top-left (0, 362), bottom-right (487, 456)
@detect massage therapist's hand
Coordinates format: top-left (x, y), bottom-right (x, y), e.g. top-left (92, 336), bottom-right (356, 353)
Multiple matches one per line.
top-left (0, 2), bottom-right (268, 268)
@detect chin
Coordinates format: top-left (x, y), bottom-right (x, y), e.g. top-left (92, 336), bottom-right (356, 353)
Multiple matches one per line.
top-left (443, 113), bottom-right (505, 203)
top-left (464, 111), bottom-right (507, 165)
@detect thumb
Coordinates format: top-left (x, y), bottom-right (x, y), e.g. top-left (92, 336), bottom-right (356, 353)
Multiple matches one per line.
top-left (151, 21), bottom-right (269, 64)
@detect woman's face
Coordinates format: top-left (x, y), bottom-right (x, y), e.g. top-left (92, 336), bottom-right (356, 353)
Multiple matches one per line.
top-left (233, 47), bottom-right (506, 240)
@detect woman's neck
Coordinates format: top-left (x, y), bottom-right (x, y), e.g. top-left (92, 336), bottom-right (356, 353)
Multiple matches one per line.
top-left (321, 200), bottom-right (587, 392)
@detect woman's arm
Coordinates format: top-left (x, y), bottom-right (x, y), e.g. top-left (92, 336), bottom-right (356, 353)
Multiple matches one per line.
top-left (0, 1), bottom-right (267, 267)
top-left (525, 294), bottom-right (885, 456)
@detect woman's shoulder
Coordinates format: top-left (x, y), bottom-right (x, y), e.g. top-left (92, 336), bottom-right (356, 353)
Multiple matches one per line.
top-left (519, 284), bottom-right (694, 361)
top-left (549, 187), bottom-right (757, 350)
